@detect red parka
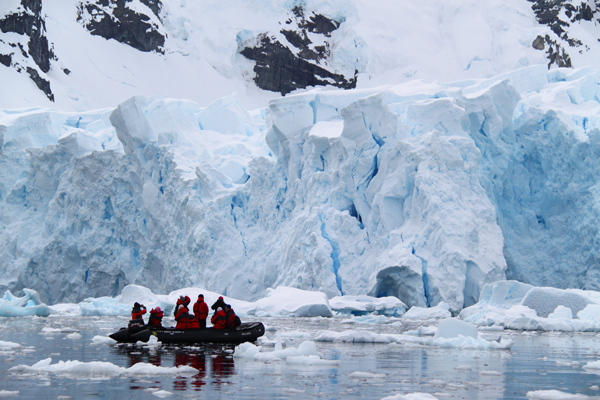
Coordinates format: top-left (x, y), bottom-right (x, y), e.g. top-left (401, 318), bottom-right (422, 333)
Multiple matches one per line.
top-left (131, 305), bottom-right (146, 320)
top-left (175, 305), bottom-right (200, 329)
top-left (211, 309), bottom-right (227, 329)
top-left (193, 299), bottom-right (209, 321)
top-left (224, 308), bottom-right (237, 329)
top-left (148, 308), bottom-right (163, 327)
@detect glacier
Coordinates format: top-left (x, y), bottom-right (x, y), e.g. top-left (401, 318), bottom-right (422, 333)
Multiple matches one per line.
top-left (2, 65), bottom-right (600, 313)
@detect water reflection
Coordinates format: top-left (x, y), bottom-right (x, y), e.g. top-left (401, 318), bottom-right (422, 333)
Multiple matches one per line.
top-left (190, 353), bottom-right (207, 390)
top-left (115, 343), bottom-right (236, 392)
top-left (210, 351), bottom-right (235, 387)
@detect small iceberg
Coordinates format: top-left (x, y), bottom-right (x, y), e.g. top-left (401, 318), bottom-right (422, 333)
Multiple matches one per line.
top-left (0, 289), bottom-right (50, 317)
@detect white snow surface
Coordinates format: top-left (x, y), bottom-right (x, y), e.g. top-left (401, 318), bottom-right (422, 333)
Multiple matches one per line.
top-left (2, 64), bottom-right (600, 314)
top-left (0, 0), bottom-right (567, 112)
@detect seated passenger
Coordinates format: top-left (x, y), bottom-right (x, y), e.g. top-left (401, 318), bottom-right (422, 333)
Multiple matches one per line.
top-left (175, 297), bottom-right (200, 329)
top-left (148, 307), bottom-right (164, 327)
top-left (174, 295), bottom-right (191, 316)
top-left (211, 307), bottom-right (227, 329)
top-left (223, 304), bottom-right (240, 329)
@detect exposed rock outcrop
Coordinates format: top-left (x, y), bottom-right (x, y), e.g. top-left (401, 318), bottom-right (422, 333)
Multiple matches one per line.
top-left (76, 0), bottom-right (165, 53)
top-left (528, 0), bottom-right (599, 68)
top-left (0, 0), bottom-right (56, 100)
top-left (239, 6), bottom-right (357, 95)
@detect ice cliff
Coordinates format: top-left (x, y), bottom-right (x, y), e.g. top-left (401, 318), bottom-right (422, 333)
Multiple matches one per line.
top-left (1, 65), bottom-right (600, 312)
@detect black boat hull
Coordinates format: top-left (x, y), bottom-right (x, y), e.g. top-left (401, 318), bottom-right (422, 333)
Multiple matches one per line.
top-left (108, 325), bottom-right (148, 343)
top-left (110, 322), bottom-right (265, 344)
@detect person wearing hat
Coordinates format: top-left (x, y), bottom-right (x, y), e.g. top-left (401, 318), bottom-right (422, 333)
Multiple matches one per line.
top-left (129, 302), bottom-right (147, 328)
top-left (193, 294), bottom-right (209, 329)
top-left (223, 303), bottom-right (240, 329)
top-left (174, 295), bottom-right (191, 315)
top-left (211, 307), bottom-right (227, 329)
top-left (148, 307), bottom-right (164, 327)
top-left (211, 296), bottom-right (226, 311)
top-left (175, 295), bottom-right (200, 329)
top-left (131, 302), bottom-right (146, 321)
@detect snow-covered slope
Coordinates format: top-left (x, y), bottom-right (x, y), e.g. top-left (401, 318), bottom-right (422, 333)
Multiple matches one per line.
top-left (2, 0), bottom-right (600, 111)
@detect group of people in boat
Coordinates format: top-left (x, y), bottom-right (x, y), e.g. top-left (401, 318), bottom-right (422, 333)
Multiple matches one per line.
top-left (129, 294), bottom-right (241, 330)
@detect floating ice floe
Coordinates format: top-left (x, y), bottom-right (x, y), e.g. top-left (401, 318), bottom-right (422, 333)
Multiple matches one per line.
top-left (460, 281), bottom-right (600, 332)
top-left (0, 340), bottom-right (20, 350)
top-left (314, 330), bottom-right (415, 344)
top-left (8, 357), bottom-right (198, 377)
top-left (526, 389), bottom-right (595, 399)
top-left (151, 390), bottom-right (173, 398)
top-left (329, 295), bottom-right (407, 317)
top-left (381, 393), bottom-right (439, 400)
top-left (479, 370), bottom-right (502, 376)
top-left (140, 335), bottom-right (162, 350)
top-left (349, 371), bottom-right (386, 380)
top-left (91, 335), bottom-right (115, 346)
top-left (234, 340), bottom-right (339, 365)
top-left (0, 289), bottom-right (50, 317)
top-left (423, 318), bottom-right (513, 350)
top-left (41, 327), bottom-right (79, 334)
top-left (0, 391), bottom-right (19, 397)
top-left (582, 360), bottom-right (600, 373)
top-left (64, 333), bottom-right (82, 340)
top-left (315, 318), bottom-right (512, 350)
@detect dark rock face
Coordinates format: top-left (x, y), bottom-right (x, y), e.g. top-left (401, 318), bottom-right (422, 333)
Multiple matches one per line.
top-left (76, 0), bottom-right (165, 53)
top-left (240, 6), bottom-right (357, 95)
top-left (0, 0), bottom-right (56, 100)
top-left (528, 0), bottom-right (600, 68)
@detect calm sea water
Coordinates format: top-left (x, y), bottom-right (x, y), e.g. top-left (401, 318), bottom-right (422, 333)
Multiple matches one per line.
top-left (1, 315), bottom-right (600, 399)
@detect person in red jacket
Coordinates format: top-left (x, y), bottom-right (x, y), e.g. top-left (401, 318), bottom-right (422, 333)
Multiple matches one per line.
top-left (130, 302), bottom-right (146, 325)
top-left (148, 307), bottom-right (164, 327)
top-left (175, 296), bottom-right (200, 329)
top-left (193, 294), bottom-right (209, 329)
top-left (211, 307), bottom-right (227, 329)
top-left (223, 304), bottom-right (238, 329)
